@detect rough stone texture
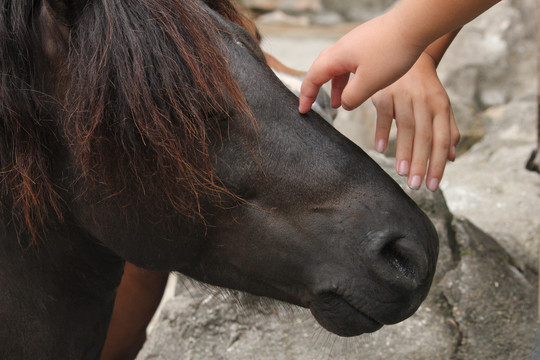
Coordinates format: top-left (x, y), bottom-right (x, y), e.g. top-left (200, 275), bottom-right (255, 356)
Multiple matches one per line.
top-left (236, 0), bottom-right (322, 13)
top-left (238, 0), bottom-right (394, 22)
top-left (438, 0), bottom-right (536, 109)
top-left (438, 219), bottom-right (537, 360)
top-left (320, 0), bottom-right (395, 23)
top-left (441, 101), bottom-right (540, 274)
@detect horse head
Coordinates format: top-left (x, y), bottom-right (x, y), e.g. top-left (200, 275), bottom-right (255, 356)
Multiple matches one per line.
top-left (2, 0), bottom-right (438, 346)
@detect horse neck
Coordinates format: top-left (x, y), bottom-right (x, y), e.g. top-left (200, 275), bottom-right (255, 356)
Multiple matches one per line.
top-left (0, 217), bottom-right (124, 358)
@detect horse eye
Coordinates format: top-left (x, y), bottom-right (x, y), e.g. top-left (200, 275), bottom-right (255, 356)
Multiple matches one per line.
top-left (232, 34), bottom-right (247, 48)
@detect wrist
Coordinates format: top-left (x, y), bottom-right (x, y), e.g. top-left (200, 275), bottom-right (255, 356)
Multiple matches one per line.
top-left (420, 51), bottom-right (437, 68)
top-left (424, 29), bottom-right (461, 66)
top-left (386, 2), bottom-right (436, 52)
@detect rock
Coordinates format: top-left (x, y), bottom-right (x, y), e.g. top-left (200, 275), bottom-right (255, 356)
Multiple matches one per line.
top-left (436, 218), bottom-right (538, 360)
top-left (259, 35), bottom-right (337, 72)
top-left (321, 0), bottom-right (395, 22)
top-left (309, 10), bottom-right (344, 26)
top-left (432, 0), bottom-right (536, 153)
top-left (256, 10), bottom-right (310, 26)
top-left (236, 0), bottom-right (322, 13)
top-left (441, 101), bottom-right (540, 274)
top-left (239, 0), bottom-right (391, 21)
top-left (438, 0), bottom-right (536, 109)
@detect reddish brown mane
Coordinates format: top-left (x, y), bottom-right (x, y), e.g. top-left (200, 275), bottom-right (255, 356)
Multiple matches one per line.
top-left (0, 0), bottom-right (252, 242)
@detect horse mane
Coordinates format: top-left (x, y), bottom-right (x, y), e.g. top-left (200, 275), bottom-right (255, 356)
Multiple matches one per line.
top-left (0, 0), bottom-right (252, 243)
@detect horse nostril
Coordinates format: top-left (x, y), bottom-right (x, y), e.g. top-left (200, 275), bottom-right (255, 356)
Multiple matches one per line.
top-left (381, 238), bottom-right (417, 280)
top-left (378, 236), bottom-right (428, 290)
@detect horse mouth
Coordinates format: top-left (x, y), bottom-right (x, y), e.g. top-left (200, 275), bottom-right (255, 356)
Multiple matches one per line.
top-left (309, 292), bottom-right (383, 337)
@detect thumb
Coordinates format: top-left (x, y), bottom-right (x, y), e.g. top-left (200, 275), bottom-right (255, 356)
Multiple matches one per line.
top-left (340, 73), bottom-right (377, 111)
top-left (341, 63), bottom-right (411, 111)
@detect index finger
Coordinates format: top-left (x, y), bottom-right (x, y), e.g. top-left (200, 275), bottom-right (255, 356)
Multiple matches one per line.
top-left (299, 55), bottom-right (338, 114)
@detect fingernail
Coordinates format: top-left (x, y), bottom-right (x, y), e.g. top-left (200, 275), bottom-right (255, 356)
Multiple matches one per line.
top-left (398, 160), bottom-right (409, 176)
top-left (427, 178), bottom-right (439, 192)
top-left (409, 175), bottom-right (422, 190)
top-left (375, 139), bottom-right (386, 153)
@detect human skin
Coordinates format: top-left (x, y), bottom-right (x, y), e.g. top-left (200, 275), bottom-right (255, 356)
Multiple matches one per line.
top-left (100, 263), bottom-right (168, 360)
top-left (370, 31), bottom-right (461, 191)
top-left (299, 0), bottom-right (500, 190)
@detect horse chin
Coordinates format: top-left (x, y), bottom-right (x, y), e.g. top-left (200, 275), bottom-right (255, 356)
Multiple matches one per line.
top-left (309, 292), bottom-right (383, 337)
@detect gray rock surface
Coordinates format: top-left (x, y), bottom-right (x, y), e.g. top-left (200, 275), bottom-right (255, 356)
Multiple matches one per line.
top-left (321, 0), bottom-right (395, 23)
top-left (238, 0), bottom-right (395, 23)
top-left (442, 101), bottom-right (540, 275)
top-left (237, 0), bottom-right (322, 13)
top-left (438, 0), bottom-right (536, 110)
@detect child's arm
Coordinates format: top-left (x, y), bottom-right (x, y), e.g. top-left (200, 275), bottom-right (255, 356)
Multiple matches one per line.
top-left (299, 0), bottom-right (499, 190)
top-left (299, 0), bottom-right (500, 113)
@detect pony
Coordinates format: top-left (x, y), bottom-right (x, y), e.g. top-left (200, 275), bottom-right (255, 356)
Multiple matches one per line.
top-left (0, 0), bottom-right (439, 358)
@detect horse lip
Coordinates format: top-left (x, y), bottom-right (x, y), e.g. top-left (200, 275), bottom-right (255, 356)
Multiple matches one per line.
top-left (309, 291), bottom-right (383, 337)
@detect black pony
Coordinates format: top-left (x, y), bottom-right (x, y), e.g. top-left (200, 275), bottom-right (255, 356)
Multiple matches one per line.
top-left (0, 0), bottom-right (439, 358)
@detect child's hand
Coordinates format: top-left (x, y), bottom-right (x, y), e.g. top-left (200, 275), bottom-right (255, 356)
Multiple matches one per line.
top-left (371, 52), bottom-right (460, 191)
top-left (297, 0), bottom-right (499, 190)
top-left (299, 13), bottom-right (426, 114)
top-left (299, 0), bottom-right (499, 113)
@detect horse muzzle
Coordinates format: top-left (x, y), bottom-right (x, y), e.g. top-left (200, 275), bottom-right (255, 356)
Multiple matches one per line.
top-left (306, 225), bottom-right (437, 337)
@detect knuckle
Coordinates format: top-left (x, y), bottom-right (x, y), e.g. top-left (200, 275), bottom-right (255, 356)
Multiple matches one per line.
top-left (319, 46), bottom-right (334, 59)
top-left (342, 88), bottom-right (364, 111)
top-left (372, 94), bottom-right (392, 110)
top-left (436, 140), bottom-right (450, 153)
top-left (371, 94), bottom-right (382, 107)
top-left (417, 128), bottom-right (432, 143)
top-left (453, 130), bottom-right (461, 144)
top-left (433, 97), bottom-right (451, 113)
top-left (341, 97), bottom-right (355, 111)
top-left (417, 90), bottom-right (430, 104)
top-left (396, 116), bottom-right (415, 131)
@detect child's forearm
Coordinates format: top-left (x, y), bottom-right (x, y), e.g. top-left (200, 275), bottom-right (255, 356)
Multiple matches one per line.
top-left (390, 0), bottom-right (499, 50)
top-left (424, 29), bottom-right (461, 67)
